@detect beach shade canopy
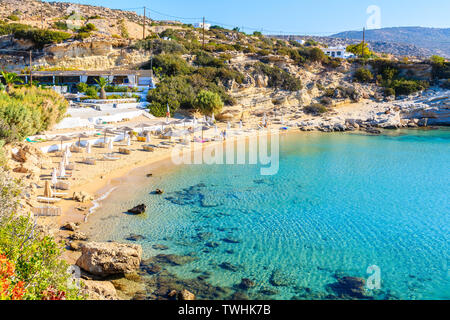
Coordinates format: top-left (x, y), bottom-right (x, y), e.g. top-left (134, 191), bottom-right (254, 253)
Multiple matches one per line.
top-left (118, 126), bottom-right (134, 138)
top-left (53, 135), bottom-right (73, 151)
top-left (102, 128), bottom-right (116, 142)
top-left (44, 180), bottom-right (52, 198)
top-left (164, 130), bottom-right (184, 138)
top-left (73, 133), bottom-right (89, 146)
top-left (135, 123), bottom-right (152, 133)
top-left (86, 141), bottom-right (92, 154)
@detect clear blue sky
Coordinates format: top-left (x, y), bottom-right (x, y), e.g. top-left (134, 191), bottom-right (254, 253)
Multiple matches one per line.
top-left (49, 0), bottom-right (450, 35)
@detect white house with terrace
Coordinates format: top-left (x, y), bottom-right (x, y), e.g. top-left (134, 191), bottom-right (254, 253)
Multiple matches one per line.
top-left (321, 46), bottom-right (356, 59)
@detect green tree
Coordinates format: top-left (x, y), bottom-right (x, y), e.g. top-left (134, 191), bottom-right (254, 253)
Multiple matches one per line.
top-left (194, 90), bottom-right (224, 116)
top-left (430, 55), bottom-right (446, 66)
top-left (347, 42), bottom-right (372, 57)
top-left (94, 78), bottom-right (108, 99)
top-left (1, 71), bottom-right (23, 93)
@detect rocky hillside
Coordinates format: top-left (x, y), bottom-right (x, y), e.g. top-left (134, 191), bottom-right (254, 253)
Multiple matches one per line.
top-left (331, 27), bottom-right (450, 58)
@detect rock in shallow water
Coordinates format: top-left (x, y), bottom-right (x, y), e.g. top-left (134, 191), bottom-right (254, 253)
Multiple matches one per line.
top-left (127, 204), bottom-right (146, 215)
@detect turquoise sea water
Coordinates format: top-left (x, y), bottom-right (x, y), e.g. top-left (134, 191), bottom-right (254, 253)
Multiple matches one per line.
top-left (85, 129), bottom-right (450, 300)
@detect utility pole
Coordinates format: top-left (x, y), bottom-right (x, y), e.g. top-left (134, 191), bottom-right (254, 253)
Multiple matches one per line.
top-left (202, 16), bottom-right (205, 50)
top-left (143, 6), bottom-right (146, 39)
top-left (361, 27), bottom-right (365, 58)
top-left (29, 50), bottom-right (33, 85)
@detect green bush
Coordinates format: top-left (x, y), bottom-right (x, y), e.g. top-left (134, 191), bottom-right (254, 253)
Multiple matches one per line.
top-left (133, 39), bottom-right (187, 55)
top-left (304, 103), bottom-right (328, 115)
top-left (0, 169), bottom-right (83, 300)
top-left (0, 87), bottom-right (67, 142)
top-left (53, 21), bottom-right (68, 30)
top-left (194, 90), bottom-right (224, 115)
top-left (254, 62), bottom-right (302, 91)
top-left (384, 87), bottom-right (395, 97)
top-left (76, 82), bottom-right (88, 93)
top-left (388, 79), bottom-right (428, 96)
top-left (84, 86), bottom-right (99, 98)
top-left (6, 24), bottom-right (72, 48)
top-left (354, 68), bottom-right (373, 83)
top-left (194, 51), bottom-right (226, 68)
top-left (7, 15), bottom-right (20, 21)
top-left (150, 54), bottom-right (192, 77)
top-left (78, 23), bottom-right (97, 33)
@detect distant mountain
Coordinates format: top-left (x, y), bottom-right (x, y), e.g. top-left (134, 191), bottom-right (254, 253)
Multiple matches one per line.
top-left (331, 27), bottom-right (450, 58)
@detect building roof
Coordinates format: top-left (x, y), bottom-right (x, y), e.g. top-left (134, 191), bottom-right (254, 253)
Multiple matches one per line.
top-left (29, 70), bottom-right (153, 77)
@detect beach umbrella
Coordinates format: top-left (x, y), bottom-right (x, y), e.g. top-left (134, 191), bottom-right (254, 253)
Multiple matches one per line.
top-left (146, 132), bottom-right (151, 143)
top-left (201, 126), bottom-right (211, 141)
top-left (227, 121), bottom-right (231, 130)
top-left (74, 133), bottom-right (89, 147)
top-left (44, 180), bottom-right (52, 198)
top-left (65, 146), bottom-right (72, 158)
top-left (63, 151), bottom-right (69, 166)
top-left (102, 128), bottom-right (116, 143)
top-left (239, 120), bottom-right (243, 129)
top-left (59, 161), bottom-right (65, 178)
top-left (108, 139), bottom-right (114, 151)
top-left (262, 113), bottom-right (267, 126)
top-left (126, 135), bottom-right (131, 146)
top-left (54, 135), bottom-right (72, 152)
top-left (86, 141), bottom-right (92, 154)
top-left (119, 126), bottom-right (134, 141)
top-left (135, 122), bottom-right (152, 134)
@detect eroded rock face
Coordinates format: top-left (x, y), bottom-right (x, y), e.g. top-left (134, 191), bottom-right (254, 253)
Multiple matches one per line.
top-left (76, 242), bottom-right (142, 276)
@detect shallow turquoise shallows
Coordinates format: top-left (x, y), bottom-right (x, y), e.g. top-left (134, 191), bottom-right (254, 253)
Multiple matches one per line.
top-left (86, 129), bottom-right (450, 300)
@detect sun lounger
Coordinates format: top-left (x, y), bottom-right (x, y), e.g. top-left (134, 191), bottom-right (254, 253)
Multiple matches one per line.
top-left (70, 146), bottom-right (83, 153)
top-left (137, 137), bottom-right (146, 142)
top-left (37, 197), bottom-right (61, 204)
top-left (32, 206), bottom-right (61, 217)
top-left (82, 158), bottom-right (97, 165)
top-left (65, 163), bottom-right (76, 171)
top-left (94, 142), bottom-right (107, 148)
top-left (142, 145), bottom-right (154, 152)
top-left (56, 181), bottom-right (70, 190)
top-left (102, 154), bottom-right (120, 161)
top-left (52, 192), bottom-right (68, 198)
top-left (119, 148), bottom-right (131, 155)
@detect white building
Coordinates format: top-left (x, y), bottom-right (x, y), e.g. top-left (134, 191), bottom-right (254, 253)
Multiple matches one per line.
top-left (321, 46), bottom-right (356, 59)
top-left (296, 39), bottom-right (305, 45)
top-left (194, 22), bottom-right (211, 30)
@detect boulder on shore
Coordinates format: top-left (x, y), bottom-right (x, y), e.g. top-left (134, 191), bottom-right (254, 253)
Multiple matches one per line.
top-left (83, 280), bottom-right (119, 300)
top-left (76, 242), bottom-right (142, 276)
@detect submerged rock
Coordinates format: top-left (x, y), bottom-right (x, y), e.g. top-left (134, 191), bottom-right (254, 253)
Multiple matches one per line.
top-left (269, 269), bottom-right (291, 287)
top-left (83, 280), bottom-right (119, 300)
top-left (154, 254), bottom-right (198, 266)
top-left (328, 276), bottom-right (371, 299)
top-left (219, 262), bottom-right (241, 272)
top-left (152, 244), bottom-right (169, 250)
top-left (127, 204), bottom-right (146, 215)
top-left (178, 289), bottom-right (196, 300)
top-left (155, 189), bottom-right (164, 195)
top-left (126, 234), bottom-right (146, 242)
top-left (238, 278), bottom-right (255, 291)
top-left (222, 237), bottom-right (241, 244)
